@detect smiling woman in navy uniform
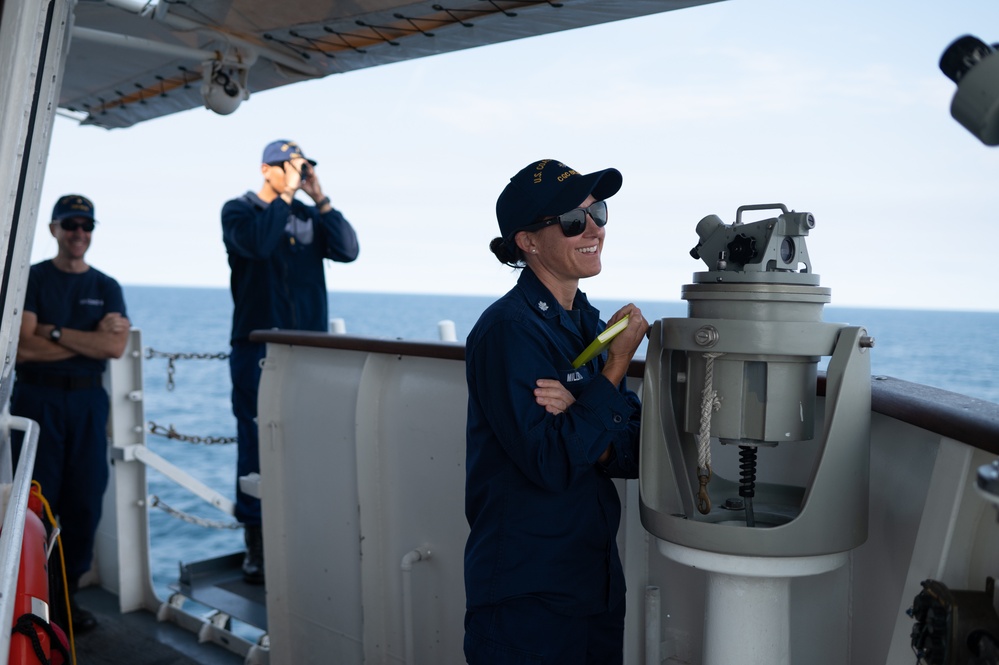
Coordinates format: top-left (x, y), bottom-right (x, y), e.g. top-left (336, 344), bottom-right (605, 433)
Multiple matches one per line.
top-left (463, 159), bottom-right (649, 664)
top-left (11, 194), bottom-right (130, 633)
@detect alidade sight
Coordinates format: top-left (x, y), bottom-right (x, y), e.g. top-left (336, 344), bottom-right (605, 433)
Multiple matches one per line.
top-left (689, 203), bottom-right (815, 280)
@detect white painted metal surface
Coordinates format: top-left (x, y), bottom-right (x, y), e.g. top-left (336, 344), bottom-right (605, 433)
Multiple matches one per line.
top-left (97, 328), bottom-right (158, 611)
top-left (0, 0), bottom-right (72, 398)
top-left (255, 341), bottom-right (999, 665)
top-left (658, 541), bottom-right (848, 665)
top-left (257, 344), bottom-right (469, 664)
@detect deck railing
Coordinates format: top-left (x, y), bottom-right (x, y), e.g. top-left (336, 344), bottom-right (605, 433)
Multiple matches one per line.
top-left (0, 415), bottom-right (40, 664)
top-left (251, 330), bottom-right (999, 456)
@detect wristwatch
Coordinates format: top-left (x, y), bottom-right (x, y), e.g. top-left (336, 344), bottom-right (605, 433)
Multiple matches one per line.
top-left (50, 326), bottom-right (62, 343)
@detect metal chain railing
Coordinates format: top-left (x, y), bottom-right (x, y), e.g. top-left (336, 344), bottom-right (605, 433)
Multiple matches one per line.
top-left (149, 495), bottom-right (242, 530)
top-left (142, 348), bottom-right (240, 531)
top-left (147, 421), bottom-right (237, 445)
top-left (145, 347), bottom-right (229, 391)
top-left (144, 347), bottom-right (236, 446)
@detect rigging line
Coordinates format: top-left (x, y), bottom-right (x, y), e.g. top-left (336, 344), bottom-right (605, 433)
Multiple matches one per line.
top-left (502, 0), bottom-right (565, 6)
top-left (164, 0), bottom-right (295, 52)
top-left (356, 17), bottom-right (436, 39)
top-left (431, 0), bottom-right (560, 20)
top-left (262, 33), bottom-right (312, 60)
top-left (306, 33), bottom-right (367, 54)
top-left (354, 20), bottom-right (400, 46)
top-left (83, 98), bottom-right (108, 117)
top-left (483, 0), bottom-right (517, 17)
top-left (177, 66), bottom-right (196, 88)
top-left (320, 26), bottom-right (370, 53)
top-left (287, 31), bottom-right (336, 59)
top-left (431, 4), bottom-right (475, 27)
top-left (160, 0), bottom-right (272, 67)
top-left (432, 3), bottom-right (490, 15)
top-left (392, 13), bottom-right (436, 37)
top-left (84, 70), bottom-right (196, 115)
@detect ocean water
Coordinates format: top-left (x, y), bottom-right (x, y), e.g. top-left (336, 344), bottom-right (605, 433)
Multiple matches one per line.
top-left (123, 285), bottom-right (999, 602)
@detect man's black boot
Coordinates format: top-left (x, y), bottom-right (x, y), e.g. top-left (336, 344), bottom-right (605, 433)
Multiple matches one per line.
top-left (67, 580), bottom-right (98, 633)
top-left (242, 525), bottom-right (265, 585)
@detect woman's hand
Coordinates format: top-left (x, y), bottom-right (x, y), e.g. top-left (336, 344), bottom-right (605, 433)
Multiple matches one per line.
top-left (602, 304), bottom-right (650, 387)
top-left (534, 378), bottom-right (576, 415)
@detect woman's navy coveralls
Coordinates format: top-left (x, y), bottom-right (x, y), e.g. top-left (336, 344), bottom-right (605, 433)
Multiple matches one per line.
top-left (464, 267), bottom-right (641, 663)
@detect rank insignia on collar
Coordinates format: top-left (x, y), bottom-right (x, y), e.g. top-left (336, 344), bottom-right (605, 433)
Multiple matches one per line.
top-left (537, 301), bottom-right (549, 312)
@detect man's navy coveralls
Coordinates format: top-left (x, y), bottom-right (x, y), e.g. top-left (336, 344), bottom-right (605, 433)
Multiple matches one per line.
top-left (11, 259), bottom-right (127, 583)
top-left (221, 191), bottom-right (359, 525)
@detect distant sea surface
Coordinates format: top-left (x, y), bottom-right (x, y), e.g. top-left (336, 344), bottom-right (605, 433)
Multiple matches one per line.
top-left (123, 285), bottom-right (999, 601)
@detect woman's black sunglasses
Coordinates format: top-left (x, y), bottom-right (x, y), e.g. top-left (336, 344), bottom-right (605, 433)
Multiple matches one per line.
top-left (59, 219), bottom-right (95, 232)
top-left (522, 200), bottom-right (608, 238)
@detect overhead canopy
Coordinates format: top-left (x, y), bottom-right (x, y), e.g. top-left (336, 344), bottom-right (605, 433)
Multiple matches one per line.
top-left (63, 0), bottom-right (721, 129)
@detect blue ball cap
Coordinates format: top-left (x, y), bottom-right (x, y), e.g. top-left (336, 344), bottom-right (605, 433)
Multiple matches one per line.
top-left (261, 139), bottom-right (317, 166)
top-left (496, 159), bottom-right (622, 241)
top-left (51, 194), bottom-right (96, 222)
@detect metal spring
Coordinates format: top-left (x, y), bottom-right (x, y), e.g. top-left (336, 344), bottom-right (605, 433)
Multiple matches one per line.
top-left (738, 445), bottom-right (757, 498)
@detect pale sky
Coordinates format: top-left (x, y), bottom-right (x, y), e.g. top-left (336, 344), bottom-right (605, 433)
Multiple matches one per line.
top-left (32, 0), bottom-right (999, 312)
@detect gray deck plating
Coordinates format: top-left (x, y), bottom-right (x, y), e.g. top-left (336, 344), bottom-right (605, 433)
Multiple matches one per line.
top-left (174, 552), bottom-right (268, 630)
top-left (72, 586), bottom-right (245, 665)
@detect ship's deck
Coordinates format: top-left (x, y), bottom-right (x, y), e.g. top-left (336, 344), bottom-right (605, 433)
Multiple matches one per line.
top-left (73, 585), bottom-right (246, 665)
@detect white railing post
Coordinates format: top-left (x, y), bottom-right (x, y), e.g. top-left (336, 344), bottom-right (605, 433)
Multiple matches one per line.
top-left (0, 415), bottom-right (40, 663)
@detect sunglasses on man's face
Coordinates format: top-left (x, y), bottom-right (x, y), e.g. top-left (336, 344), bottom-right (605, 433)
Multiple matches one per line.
top-left (523, 200), bottom-right (608, 238)
top-left (59, 219), bottom-right (95, 232)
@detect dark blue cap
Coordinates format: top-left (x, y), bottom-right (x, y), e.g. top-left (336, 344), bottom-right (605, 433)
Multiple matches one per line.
top-left (52, 194), bottom-right (96, 222)
top-left (496, 159), bottom-right (622, 240)
top-left (261, 139), bottom-right (317, 166)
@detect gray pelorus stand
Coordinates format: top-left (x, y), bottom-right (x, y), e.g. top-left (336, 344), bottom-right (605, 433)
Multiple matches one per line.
top-left (639, 204), bottom-right (873, 665)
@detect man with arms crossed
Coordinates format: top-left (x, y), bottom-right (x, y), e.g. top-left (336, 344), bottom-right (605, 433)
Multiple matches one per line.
top-left (11, 194), bottom-right (130, 632)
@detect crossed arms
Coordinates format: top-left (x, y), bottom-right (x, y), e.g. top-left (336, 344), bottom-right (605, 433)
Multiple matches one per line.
top-left (16, 311), bottom-right (130, 363)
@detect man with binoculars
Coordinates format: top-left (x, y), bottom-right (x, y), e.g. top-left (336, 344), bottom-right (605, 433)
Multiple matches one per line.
top-left (221, 139), bottom-right (360, 584)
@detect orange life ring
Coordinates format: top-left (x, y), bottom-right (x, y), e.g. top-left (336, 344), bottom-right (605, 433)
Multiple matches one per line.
top-left (8, 493), bottom-right (51, 664)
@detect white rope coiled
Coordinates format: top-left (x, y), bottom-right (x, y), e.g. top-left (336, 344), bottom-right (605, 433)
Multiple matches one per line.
top-left (695, 352), bottom-right (724, 514)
